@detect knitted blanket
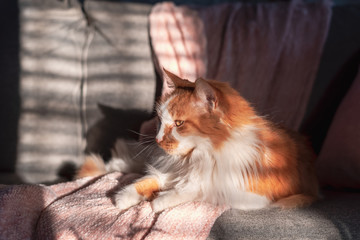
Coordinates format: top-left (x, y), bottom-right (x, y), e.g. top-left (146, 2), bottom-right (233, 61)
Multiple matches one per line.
top-left (0, 172), bottom-right (227, 239)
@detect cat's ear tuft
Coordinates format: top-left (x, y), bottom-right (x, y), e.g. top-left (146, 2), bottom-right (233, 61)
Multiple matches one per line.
top-left (194, 78), bottom-right (217, 110)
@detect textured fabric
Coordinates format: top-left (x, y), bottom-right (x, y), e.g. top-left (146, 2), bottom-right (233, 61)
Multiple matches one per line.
top-left (316, 66), bottom-right (360, 189)
top-left (149, 1), bottom-right (331, 131)
top-left (208, 191), bottom-right (360, 240)
top-left (2, 176), bottom-right (359, 240)
top-left (149, 2), bottom-right (207, 97)
top-left (0, 172), bottom-right (227, 239)
top-left (0, 185), bottom-right (56, 239)
top-left (17, 0), bottom-right (155, 183)
top-left (0, 177), bottom-right (90, 239)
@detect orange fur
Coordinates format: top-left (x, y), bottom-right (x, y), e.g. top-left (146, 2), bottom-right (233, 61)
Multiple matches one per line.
top-left (134, 178), bottom-right (160, 199)
top-left (76, 155), bottom-right (106, 179)
top-left (159, 72), bottom-right (318, 208)
top-left (160, 79), bottom-right (259, 151)
top-left (157, 123), bottom-right (179, 153)
top-left (164, 86), bottom-right (231, 150)
top-left (248, 123), bottom-right (318, 205)
top-left (273, 194), bottom-right (317, 209)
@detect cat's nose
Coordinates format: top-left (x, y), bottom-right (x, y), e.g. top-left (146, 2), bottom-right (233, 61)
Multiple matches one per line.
top-left (155, 135), bottom-right (163, 143)
top-left (155, 137), bottom-right (161, 144)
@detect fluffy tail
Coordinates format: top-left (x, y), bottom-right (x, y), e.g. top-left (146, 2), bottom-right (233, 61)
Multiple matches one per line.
top-left (273, 194), bottom-right (317, 209)
top-left (76, 155), bottom-right (107, 179)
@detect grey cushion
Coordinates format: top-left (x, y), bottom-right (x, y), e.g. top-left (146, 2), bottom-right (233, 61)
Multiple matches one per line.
top-left (208, 191), bottom-right (360, 240)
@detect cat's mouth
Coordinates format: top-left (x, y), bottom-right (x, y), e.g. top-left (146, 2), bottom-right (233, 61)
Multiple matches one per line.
top-left (161, 146), bottom-right (195, 158)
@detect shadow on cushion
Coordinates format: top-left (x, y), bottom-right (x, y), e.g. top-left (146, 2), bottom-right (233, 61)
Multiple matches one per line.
top-left (208, 191), bottom-right (360, 240)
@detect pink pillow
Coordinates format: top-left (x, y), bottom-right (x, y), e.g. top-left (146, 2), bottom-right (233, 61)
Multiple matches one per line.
top-left (316, 66), bottom-right (360, 189)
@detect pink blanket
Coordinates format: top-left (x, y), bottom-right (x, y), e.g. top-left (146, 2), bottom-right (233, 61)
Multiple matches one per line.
top-left (0, 172), bottom-right (227, 239)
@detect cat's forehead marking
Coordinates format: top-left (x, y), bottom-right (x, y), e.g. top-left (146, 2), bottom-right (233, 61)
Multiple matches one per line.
top-left (166, 91), bottom-right (194, 119)
top-left (160, 96), bottom-right (175, 124)
top-left (157, 96), bottom-right (176, 143)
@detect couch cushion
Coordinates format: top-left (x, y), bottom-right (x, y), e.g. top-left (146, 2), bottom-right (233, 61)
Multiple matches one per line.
top-left (316, 66), bottom-right (360, 189)
top-left (16, 0), bottom-right (155, 183)
top-left (208, 191), bottom-right (360, 240)
top-left (149, 1), bottom-right (331, 131)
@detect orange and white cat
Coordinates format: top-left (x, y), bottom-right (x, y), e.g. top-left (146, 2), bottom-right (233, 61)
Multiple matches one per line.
top-left (78, 69), bottom-right (318, 213)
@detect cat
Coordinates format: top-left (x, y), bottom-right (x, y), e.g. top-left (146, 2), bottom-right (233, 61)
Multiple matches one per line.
top-left (77, 69), bottom-right (319, 213)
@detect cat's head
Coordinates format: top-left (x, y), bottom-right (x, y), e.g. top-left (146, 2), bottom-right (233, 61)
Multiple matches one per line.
top-left (155, 69), bottom-right (255, 156)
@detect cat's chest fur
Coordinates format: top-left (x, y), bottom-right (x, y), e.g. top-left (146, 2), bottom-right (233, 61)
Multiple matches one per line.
top-left (151, 123), bottom-right (268, 209)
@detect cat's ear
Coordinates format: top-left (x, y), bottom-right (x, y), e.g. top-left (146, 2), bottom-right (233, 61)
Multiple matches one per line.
top-left (162, 68), bottom-right (195, 96)
top-left (194, 78), bottom-right (217, 110)
top-left (163, 68), bottom-right (183, 88)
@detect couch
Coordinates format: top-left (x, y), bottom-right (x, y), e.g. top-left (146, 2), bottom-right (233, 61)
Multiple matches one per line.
top-left (0, 0), bottom-right (359, 239)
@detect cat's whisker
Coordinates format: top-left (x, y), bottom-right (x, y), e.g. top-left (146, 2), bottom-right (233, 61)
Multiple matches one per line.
top-left (133, 139), bottom-right (156, 147)
top-left (126, 129), bottom-right (152, 138)
top-left (140, 136), bottom-right (156, 141)
top-left (133, 142), bottom-right (155, 150)
top-left (132, 142), bottom-right (156, 160)
top-left (127, 139), bottom-right (154, 146)
top-left (141, 145), bottom-right (157, 160)
top-left (142, 144), bottom-right (157, 159)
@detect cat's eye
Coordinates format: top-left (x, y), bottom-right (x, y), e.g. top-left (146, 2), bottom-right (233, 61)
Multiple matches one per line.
top-left (174, 120), bottom-right (184, 127)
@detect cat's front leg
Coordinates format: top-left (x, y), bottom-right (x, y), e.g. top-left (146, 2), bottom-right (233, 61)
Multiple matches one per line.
top-left (114, 184), bottom-right (145, 211)
top-left (114, 177), bottom-right (160, 211)
top-left (151, 189), bottom-right (197, 213)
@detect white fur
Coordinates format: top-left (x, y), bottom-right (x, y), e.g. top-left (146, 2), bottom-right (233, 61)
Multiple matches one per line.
top-left (114, 184), bottom-right (145, 211)
top-left (171, 127), bottom-right (211, 156)
top-left (106, 139), bottom-right (149, 174)
top-left (152, 124), bottom-right (269, 211)
top-left (156, 97), bottom-right (174, 142)
top-left (106, 139), bottom-right (133, 173)
top-left (209, 125), bottom-right (268, 209)
top-left (156, 121), bottom-right (166, 143)
top-left (115, 102), bottom-right (270, 211)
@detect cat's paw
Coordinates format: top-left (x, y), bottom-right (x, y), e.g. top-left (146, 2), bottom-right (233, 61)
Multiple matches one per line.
top-left (150, 197), bottom-right (169, 213)
top-left (150, 190), bottom-right (194, 213)
top-left (114, 185), bottom-right (144, 211)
